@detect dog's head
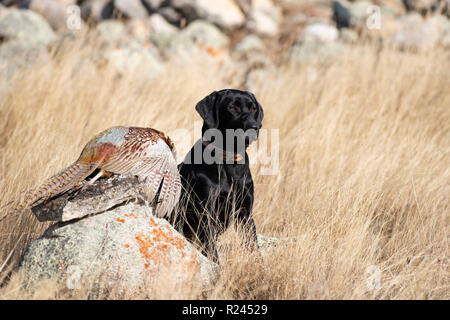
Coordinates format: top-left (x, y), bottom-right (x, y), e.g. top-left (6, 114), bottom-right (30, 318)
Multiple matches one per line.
top-left (196, 89), bottom-right (264, 149)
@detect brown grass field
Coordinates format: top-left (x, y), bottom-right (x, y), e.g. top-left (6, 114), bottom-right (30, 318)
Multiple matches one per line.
top-left (0, 39), bottom-right (449, 299)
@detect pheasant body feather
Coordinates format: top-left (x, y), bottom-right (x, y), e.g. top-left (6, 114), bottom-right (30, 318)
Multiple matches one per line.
top-left (2, 126), bottom-right (181, 221)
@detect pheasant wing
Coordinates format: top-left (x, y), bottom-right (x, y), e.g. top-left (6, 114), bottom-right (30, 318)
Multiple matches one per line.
top-left (101, 129), bottom-right (181, 217)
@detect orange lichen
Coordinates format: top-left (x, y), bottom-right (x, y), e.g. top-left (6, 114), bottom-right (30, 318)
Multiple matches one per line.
top-left (206, 46), bottom-right (221, 57)
top-left (185, 252), bottom-right (200, 273)
top-left (116, 217), bottom-right (125, 223)
top-left (124, 244), bottom-right (130, 248)
top-left (124, 213), bottom-right (137, 219)
top-left (148, 217), bottom-right (158, 227)
top-left (134, 222), bottom-right (192, 273)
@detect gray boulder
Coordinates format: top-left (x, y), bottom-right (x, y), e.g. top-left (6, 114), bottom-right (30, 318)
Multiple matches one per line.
top-left (142, 0), bottom-right (165, 11)
top-left (234, 34), bottom-right (265, 53)
top-left (177, 19), bottom-right (230, 49)
top-left (19, 202), bottom-right (216, 294)
top-left (347, 0), bottom-right (373, 27)
top-left (171, 0), bottom-right (245, 29)
top-left (0, 3), bottom-right (6, 14)
top-left (300, 23), bottom-right (339, 43)
top-left (80, 0), bottom-right (114, 21)
top-left (0, 40), bottom-right (49, 82)
top-left (104, 45), bottom-right (165, 80)
top-left (158, 6), bottom-right (182, 25)
top-left (95, 20), bottom-right (130, 46)
top-left (389, 13), bottom-right (441, 51)
top-left (114, 0), bottom-right (148, 19)
top-left (148, 13), bottom-right (180, 49)
top-left (289, 39), bottom-right (347, 64)
top-left (246, 0), bottom-right (281, 36)
top-left (149, 13), bottom-right (179, 34)
top-left (0, 9), bottom-right (56, 45)
top-left (26, 0), bottom-right (73, 31)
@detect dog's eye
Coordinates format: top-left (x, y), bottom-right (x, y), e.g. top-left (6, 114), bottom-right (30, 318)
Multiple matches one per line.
top-left (249, 105), bottom-right (256, 112)
top-left (229, 105), bottom-right (241, 112)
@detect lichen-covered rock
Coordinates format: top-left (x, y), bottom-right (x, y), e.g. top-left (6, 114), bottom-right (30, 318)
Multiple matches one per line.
top-left (389, 13), bottom-right (441, 51)
top-left (300, 23), bottom-right (339, 43)
top-left (0, 9), bottom-right (56, 45)
top-left (20, 202), bottom-right (216, 294)
top-left (234, 34), bottom-right (265, 53)
top-left (171, 0), bottom-right (245, 29)
top-left (80, 0), bottom-right (114, 21)
top-left (246, 0), bottom-right (281, 36)
top-left (104, 45), bottom-right (164, 80)
top-left (27, 0), bottom-right (75, 31)
top-left (95, 20), bottom-right (131, 46)
top-left (177, 20), bottom-right (230, 49)
top-left (0, 40), bottom-right (49, 82)
top-left (114, 0), bottom-right (148, 19)
top-left (289, 40), bottom-right (347, 64)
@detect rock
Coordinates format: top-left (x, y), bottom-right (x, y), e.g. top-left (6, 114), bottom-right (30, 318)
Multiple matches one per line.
top-left (402, 0), bottom-right (434, 14)
top-left (114, 0), bottom-right (148, 19)
top-left (80, 0), bottom-right (114, 21)
top-left (247, 0), bottom-right (281, 36)
top-left (126, 18), bottom-right (151, 43)
top-left (148, 13), bottom-right (179, 49)
top-left (332, 0), bottom-right (351, 29)
top-left (441, 0), bottom-right (450, 18)
top-left (26, 0), bottom-right (74, 31)
top-left (289, 40), bottom-right (348, 64)
top-left (220, 234), bottom-right (287, 253)
top-left (176, 19), bottom-right (230, 49)
top-left (104, 45), bottom-right (164, 80)
top-left (441, 28), bottom-right (450, 49)
top-left (257, 234), bottom-right (286, 248)
top-left (436, 13), bottom-right (450, 48)
top-left (95, 20), bottom-right (130, 46)
top-left (171, 0), bottom-right (245, 29)
top-left (381, 0), bottom-right (406, 18)
top-left (158, 6), bottom-right (182, 26)
top-left (142, 0), bottom-right (165, 11)
top-left (0, 9), bottom-right (56, 45)
top-left (339, 28), bottom-right (358, 43)
top-left (0, 40), bottom-right (49, 81)
top-left (149, 13), bottom-right (179, 34)
top-left (247, 9), bottom-right (278, 36)
top-left (300, 23), bottom-right (339, 43)
top-left (232, 35), bottom-right (269, 70)
top-left (234, 34), bottom-right (265, 52)
top-left (126, 14), bottom-right (179, 45)
top-left (389, 13), bottom-right (441, 50)
top-left (347, 0), bottom-right (373, 27)
top-left (0, 3), bottom-right (10, 19)
top-left (19, 202), bottom-right (216, 293)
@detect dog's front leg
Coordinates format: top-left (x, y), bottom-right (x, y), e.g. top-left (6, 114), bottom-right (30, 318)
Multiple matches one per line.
top-left (235, 210), bottom-right (259, 251)
top-left (199, 216), bottom-right (219, 263)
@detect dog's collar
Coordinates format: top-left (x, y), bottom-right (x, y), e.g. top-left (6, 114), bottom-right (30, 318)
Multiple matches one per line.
top-left (202, 138), bottom-right (244, 162)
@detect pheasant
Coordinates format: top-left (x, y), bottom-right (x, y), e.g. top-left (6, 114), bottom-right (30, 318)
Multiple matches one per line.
top-left (1, 126), bottom-right (181, 221)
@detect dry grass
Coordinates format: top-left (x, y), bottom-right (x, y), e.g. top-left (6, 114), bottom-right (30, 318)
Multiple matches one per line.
top-left (0, 38), bottom-right (449, 299)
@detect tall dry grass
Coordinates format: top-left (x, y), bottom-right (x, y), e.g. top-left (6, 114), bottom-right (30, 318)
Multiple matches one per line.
top-left (0, 39), bottom-right (448, 299)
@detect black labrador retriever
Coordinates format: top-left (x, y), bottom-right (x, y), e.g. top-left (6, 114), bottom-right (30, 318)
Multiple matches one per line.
top-left (170, 89), bottom-right (264, 263)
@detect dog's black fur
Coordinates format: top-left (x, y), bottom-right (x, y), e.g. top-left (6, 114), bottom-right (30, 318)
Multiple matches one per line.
top-left (170, 89), bottom-right (264, 263)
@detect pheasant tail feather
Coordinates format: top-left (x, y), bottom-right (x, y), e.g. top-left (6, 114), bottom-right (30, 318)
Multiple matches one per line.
top-left (0, 161), bottom-right (100, 222)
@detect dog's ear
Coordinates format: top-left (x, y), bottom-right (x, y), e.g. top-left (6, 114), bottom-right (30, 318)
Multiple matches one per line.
top-left (249, 92), bottom-right (264, 124)
top-left (195, 91), bottom-right (220, 129)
